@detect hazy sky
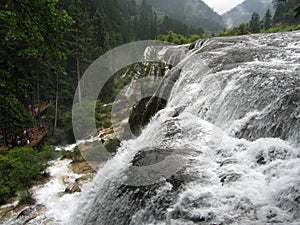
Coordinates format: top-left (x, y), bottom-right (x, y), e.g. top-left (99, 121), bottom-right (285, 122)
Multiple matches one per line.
top-left (202, 0), bottom-right (245, 14)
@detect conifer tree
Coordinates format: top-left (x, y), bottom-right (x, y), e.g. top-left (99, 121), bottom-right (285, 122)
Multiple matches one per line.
top-left (264, 9), bottom-right (273, 30)
top-left (249, 12), bottom-right (261, 33)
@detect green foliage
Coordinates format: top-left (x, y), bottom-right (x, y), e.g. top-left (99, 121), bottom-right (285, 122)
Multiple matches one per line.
top-left (59, 146), bottom-right (84, 163)
top-left (72, 100), bottom-right (97, 139)
top-left (238, 23), bottom-right (248, 35)
top-left (0, 145), bottom-right (56, 204)
top-left (59, 149), bottom-right (74, 159)
top-left (97, 65), bottom-right (135, 106)
top-left (18, 189), bottom-right (35, 206)
top-left (189, 34), bottom-right (202, 42)
top-left (218, 4), bottom-right (300, 38)
top-left (104, 138), bottom-right (121, 153)
top-left (95, 101), bottom-right (112, 129)
top-left (263, 24), bottom-right (300, 33)
top-left (157, 31), bottom-right (188, 44)
top-left (295, 4), bottom-right (300, 18)
top-left (73, 146), bottom-right (84, 163)
top-left (0, 94), bottom-right (33, 143)
top-left (264, 9), bottom-right (273, 30)
top-left (38, 144), bottom-right (57, 161)
top-left (145, 0), bottom-right (224, 33)
top-left (1, 0), bottom-right (73, 60)
top-left (117, 0), bottom-right (205, 41)
top-left (0, 0), bottom-right (215, 147)
top-left (0, 0), bottom-right (74, 146)
top-left (156, 31), bottom-right (204, 44)
top-left (273, 0), bottom-right (300, 25)
top-left (249, 12), bottom-right (261, 33)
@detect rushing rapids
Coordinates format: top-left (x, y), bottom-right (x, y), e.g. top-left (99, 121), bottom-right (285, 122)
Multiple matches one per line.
top-left (71, 31), bottom-right (300, 225)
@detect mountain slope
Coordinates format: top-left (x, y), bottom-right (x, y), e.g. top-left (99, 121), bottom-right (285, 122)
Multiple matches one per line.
top-left (145, 0), bottom-right (225, 33)
top-left (222, 0), bottom-right (274, 28)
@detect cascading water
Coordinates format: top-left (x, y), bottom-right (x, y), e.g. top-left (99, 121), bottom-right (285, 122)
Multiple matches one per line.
top-left (71, 31), bottom-right (300, 225)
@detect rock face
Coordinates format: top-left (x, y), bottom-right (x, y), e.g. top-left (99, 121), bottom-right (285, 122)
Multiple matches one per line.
top-left (72, 31), bottom-right (300, 225)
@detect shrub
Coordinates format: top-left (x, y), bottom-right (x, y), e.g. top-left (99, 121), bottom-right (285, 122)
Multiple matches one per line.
top-left (38, 144), bottom-right (57, 162)
top-left (0, 145), bottom-right (56, 204)
top-left (105, 139), bottom-right (121, 153)
top-left (59, 146), bottom-right (84, 163)
top-left (59, 149), bottom-right (73, 159)
top-left (73, 146), bottom-right (85, 163)
top-left (18, 189), bottom-right (35, 205)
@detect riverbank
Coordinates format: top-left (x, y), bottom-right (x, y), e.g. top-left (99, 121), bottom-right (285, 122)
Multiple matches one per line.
top-left (0, 154), bottom-right (96, 224)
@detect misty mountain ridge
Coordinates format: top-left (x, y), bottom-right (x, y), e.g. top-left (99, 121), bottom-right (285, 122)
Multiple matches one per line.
top-left (145, 0), bottom-right (225, 33)
top-left (222, 0), bottom-right (274, 28)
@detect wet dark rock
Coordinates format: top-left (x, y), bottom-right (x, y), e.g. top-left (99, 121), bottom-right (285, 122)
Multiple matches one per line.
top-left (188, 41), bottom-right (197, 50)
top-left (129, 67), bottom-right (182, 137)
top-left (129, 97), bottom-right (167, 136)
top-left (256, 155), bottom-right (267, 165)
top-left (17, 207), bottom-right (34, 218)
top-left (81, 148), bottom-right (194, 225)
top-left (220, 158), bottom-right (238, 167)
top-left (220, 172), bottom-right (242, 185)
top-left (132, 148), bottom-right (174, 166)
top-left (65, 183), bottom-right (81, 193)
top-left (256, 146), bottom-right (290, 165)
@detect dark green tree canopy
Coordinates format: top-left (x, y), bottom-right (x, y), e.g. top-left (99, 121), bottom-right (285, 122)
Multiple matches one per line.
top-left (273, 0), bottom-right (300, 25)
top-left (264, 9), bottom-right (273, 29)
top-left (249, 12), bottom-right (261, 33)
top-left (1, 0), bottom-right (74, 59)
top-left (0, 0), bottom-right (73, 143)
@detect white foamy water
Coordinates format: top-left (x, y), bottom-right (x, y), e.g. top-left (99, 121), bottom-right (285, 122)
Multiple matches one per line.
top-left (30, 159), bottom-right (82, 224)
top-left (70, 32), bottom-right (300, 225)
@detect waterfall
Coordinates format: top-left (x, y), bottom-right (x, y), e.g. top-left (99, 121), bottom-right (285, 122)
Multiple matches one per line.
top-left (71, 31), bottom-right (300, 225)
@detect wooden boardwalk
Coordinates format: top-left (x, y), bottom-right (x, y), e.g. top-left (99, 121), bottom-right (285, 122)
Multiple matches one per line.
top-left (27, 128), bottom-right (48, 147)
top-left (27, 101), bottom-right (53, 147)
top-left (31, 101), bottom-right (54, 118)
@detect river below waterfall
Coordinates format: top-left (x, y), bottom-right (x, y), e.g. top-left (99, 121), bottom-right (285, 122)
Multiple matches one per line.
top-left (0, 143), bottom-right (96, 225)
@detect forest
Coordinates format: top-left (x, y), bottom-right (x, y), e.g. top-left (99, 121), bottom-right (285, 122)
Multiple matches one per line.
top-left (0, 0), bottom-right (203, 147)
top-left (0, 0), bottom-right (299, 204)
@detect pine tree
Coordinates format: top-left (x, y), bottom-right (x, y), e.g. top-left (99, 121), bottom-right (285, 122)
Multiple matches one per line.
top-left (249, 12), bottom-right (261, 33)
top-left (264, 9), bottom-right (273, 30)
top-left (238, 23), bottom-right (248, 35)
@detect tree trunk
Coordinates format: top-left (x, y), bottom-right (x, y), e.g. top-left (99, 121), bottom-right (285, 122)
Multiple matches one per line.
top-left (54, 72), bottom-right (58, 130)
top-left (76, 52), bottom-right (82, 103)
